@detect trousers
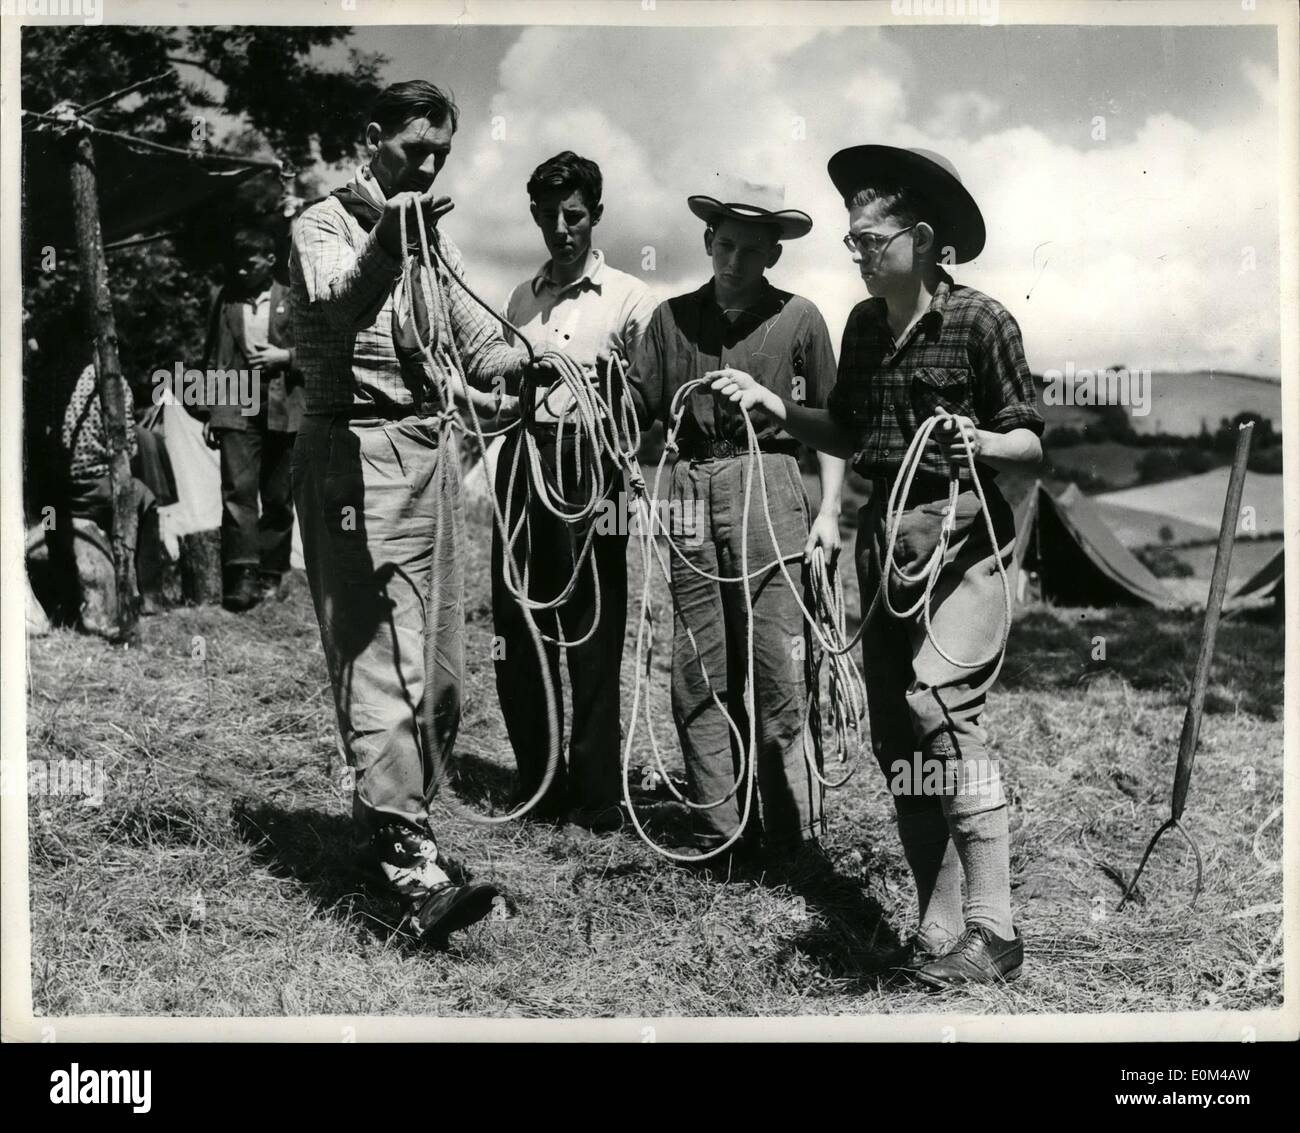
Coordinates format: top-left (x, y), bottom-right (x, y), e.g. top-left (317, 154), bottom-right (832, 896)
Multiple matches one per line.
top-left (668, 452), bottom-right (822, 850)
top-left (292, 415), bottom-right (465, 890)
top-left (490, 428), bottom-right (628, 812)
top-left (856, 476), bottom-right (1016, 815)
top-left (216, 422), bottom-right (296, 576)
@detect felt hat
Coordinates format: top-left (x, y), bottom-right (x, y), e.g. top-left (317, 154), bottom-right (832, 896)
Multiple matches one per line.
top-left (827, 145), bottom-right (985, 262)
top-left (687, 173), bottom-right (813, 240)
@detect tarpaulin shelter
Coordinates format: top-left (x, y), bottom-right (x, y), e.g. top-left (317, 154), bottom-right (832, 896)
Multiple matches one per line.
top-left (1010, 479), bottom-right (1176, 608)
top-left (22, 114), bottom-right (277, 252)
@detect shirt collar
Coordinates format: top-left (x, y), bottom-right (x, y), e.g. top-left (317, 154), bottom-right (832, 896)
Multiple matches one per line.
top-left (532, 248), bottom-right (606, 296)
top-left (927, 268), bottom-right (955, 321)
top-left (700, 276), bottom-right (782, 319)
top-left (865, 268), bottom-right (955, 330)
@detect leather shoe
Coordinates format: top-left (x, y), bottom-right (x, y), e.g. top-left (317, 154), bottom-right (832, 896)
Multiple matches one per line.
top-left (222, 566), bottom-right (261, 613)
top-left (870, 934), bottom-right (951, 976)
top-left (256, 571), bottom-right (283, 601)
top-left (670, 835), bottom-right (761, 879)
top-left (509, 782), bottom-right (569, 824)
top-left (912, 924), bottom-right (1023, 988)
top-left (567, 803), bottom-right (627, 833)
top-left (406, 881), bottom-right (501, 943)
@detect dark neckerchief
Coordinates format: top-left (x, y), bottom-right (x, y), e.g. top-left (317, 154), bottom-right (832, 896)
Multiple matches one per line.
top-left (331, 184), bottom-right (383, 233)
top-left (332, 184), bottom-right (431, 258)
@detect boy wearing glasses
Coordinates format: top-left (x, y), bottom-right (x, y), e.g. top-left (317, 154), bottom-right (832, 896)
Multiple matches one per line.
top-left (712, 147), bottom-right (1043, 985)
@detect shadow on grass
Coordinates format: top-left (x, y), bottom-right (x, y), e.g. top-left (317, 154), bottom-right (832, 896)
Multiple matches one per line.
top-left (444, 750), bottom-right (517, 814)
top-left (763, 851), bottom-right (906, 990)
top-left (230, 799), bottom-right (419, 947)
top-left (1000, 606), bottom-right (1283, 720)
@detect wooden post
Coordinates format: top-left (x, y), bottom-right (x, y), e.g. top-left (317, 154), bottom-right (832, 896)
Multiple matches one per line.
top-left (1170, 421), bottom-right (1254, 820)
top-left (68, 125), bottom-right (138, 642)
top-left (1116, 422), bottom-right (1253, 910)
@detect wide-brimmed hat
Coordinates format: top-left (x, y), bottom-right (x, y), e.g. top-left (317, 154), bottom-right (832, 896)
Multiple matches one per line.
top-left (687, 173), bottom-right (813, 240)
top-left (827, 145), bottom-right (985, 262)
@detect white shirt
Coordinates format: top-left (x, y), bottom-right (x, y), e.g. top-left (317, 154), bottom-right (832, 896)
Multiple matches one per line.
top-left (242, 288), bottom-right (271, 351)
top-left (504, 249), bottom-right (656, 370)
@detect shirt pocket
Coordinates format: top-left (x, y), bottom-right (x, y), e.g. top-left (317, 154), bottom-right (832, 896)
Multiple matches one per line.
top-left (909, 366), bottom-right (975, 424)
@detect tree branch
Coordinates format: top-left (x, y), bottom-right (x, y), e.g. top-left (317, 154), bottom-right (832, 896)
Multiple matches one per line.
top-left (166, 56), bottom-right (225, 82)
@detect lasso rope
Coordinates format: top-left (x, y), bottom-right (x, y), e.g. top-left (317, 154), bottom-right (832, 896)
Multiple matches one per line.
top-left (392, 200), bottom-right (1010, 859)
top-left (617, 377), bottom-right (867, 860)
top-left (879, 409), bottom-right (1014, 672)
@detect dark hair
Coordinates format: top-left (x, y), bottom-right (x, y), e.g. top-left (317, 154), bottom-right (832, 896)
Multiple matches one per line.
top-left (845, 185), bottom-right (941, 246)
top-left (527, 151), bottom-right (603, 212)
top-left (231, 228), bottom-right (276, 257)
top-left (369, 79), bottom-right (460, 137)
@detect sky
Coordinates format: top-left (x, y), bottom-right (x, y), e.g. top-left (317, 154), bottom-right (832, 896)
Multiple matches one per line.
top-left (300, 20), bottom-right (1283, 378)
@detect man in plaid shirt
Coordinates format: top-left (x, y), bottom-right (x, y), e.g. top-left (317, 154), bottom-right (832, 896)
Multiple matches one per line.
top-left (713, 146), bottom-right (1043, 988)
top-left (290, 80), bottom-right (557, 943)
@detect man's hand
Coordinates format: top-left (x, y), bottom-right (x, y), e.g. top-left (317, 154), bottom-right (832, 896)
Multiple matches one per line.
top-left (515, 356), bottom-right (569, 423)
top-left (247, 343), bottom-right (291, 372)
top-left (376, 187), bottom-right (455, 258)
top-left (534, 380), bottom-right (576, 424)
top-left (707, 368), bottom-right (776, 418)
top-left (202, 422), bottom-right (220, 450)
top-left (492, 394), bottom-right (523, 427)
top-left (805, 511), bottom-right (841, 565)
top-left (936, 409), bottom-right (983, 464)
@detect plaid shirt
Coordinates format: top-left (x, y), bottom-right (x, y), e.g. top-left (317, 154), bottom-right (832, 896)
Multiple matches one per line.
top-left (827, 270), bottom-right (1043, 481)
top-left (290, 195), bottom-right (526, 414)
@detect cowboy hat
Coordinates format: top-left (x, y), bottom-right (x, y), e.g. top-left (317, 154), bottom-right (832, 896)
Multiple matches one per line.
top-left (827, 145), bottom-right (985, 262)
top-left (687, 173), bottom-right (813, 240)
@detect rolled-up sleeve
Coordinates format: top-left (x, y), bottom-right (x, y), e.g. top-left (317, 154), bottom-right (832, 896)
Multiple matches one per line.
top-left (620, 282), bottom-right (658, 365)
top-left (291, 205), bottom-right (401, 333)
top-left (799, 303), bottom-right (839, 411)
top-left (825, 314), bottom-right (861, 436)
top-left (971, 303), bottom-right (1044, 436)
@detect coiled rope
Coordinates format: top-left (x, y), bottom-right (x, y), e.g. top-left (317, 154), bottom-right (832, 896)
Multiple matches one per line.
top-left (392, 199), bottom-right (1010, 858)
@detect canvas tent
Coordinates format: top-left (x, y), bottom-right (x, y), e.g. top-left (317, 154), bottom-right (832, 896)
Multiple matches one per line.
top-left (1010, 479), bottom-right (1176, 608)
top-left (1231, 545), bottom-right (1284, 603)
top-left (1092, 468), bottom-right (1286, 549)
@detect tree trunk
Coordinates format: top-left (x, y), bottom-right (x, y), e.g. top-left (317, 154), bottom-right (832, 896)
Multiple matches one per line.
top-left (180, 529), bottom-right (223, 605)
top-left (68, 128), bottom-right (139, 641)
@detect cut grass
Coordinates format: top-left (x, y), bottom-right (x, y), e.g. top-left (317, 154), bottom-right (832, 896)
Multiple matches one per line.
top-left (25, 507), bottom-right (1285, 1018)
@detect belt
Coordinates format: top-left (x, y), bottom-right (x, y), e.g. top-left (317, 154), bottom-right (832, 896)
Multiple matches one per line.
top-left (677, 437), bottom-right (800, 461)
top-left (341, 401), bottom-right (422, 422)
top-left (869, 469), bottom-right (953, 506)
top-left (869, 466), bottom-right (1000, 507)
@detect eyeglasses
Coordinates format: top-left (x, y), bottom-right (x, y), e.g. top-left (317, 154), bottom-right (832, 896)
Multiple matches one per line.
top-left (842, 223), bottom-right (917, 259)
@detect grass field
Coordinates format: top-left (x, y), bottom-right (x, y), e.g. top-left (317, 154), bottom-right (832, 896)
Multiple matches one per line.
top-left (25, 499), bottom-right (1286, 1020)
